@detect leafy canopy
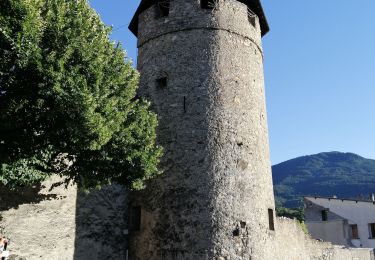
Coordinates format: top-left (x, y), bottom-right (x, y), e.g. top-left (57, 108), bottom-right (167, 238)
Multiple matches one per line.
top-left (0, 0), bottom-right (162, 189)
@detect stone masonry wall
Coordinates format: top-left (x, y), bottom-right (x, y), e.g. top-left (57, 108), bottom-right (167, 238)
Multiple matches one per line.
top-left (1, 1), bottom-right (374, 260)
top-left (0, 176), bottom-right (128, 260)
top-left (1, 189), bottom-right (374, 260)
top-left (270, 217), bottom-right (374, 260)
top-left (130, 0), bottom-right (275, 259)
top-left (129, 0), bottom-right (375, 259)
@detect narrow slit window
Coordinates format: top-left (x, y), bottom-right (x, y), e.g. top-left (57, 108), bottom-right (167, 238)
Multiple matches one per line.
top-left (156, 77), bottom-right (167, 88)
top-left (321, 209), bottom-right (328, 221)
top-left (157, 0), bottom-right (170, 17)
top-left (201, 0), bottom-right (215, 9)
top-left (130, 206), bottom-right (141, 231)
top-left (369, 223), bottom-right (375, 238)
top-left (268, 208), bottom-right (275, 231)
top-left (350, 224), bottom-right (359, 239)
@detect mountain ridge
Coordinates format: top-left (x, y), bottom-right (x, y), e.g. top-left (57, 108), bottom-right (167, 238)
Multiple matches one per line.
top-left (272, 151), bottom-right (375, 208)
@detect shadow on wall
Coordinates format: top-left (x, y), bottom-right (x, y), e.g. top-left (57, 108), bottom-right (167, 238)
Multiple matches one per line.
top-left (0, 183), bottom-right (59, 212)
top-left (0, 176), bottom-right (129, 260)
top-left (73, 184), bottom-right (129, 260)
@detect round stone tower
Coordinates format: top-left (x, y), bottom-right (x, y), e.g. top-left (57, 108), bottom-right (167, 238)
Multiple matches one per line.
top-left (128, 0), bottom-right (276, 259)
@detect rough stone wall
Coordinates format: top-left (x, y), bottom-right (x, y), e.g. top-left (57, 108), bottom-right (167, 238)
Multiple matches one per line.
top-left (130, 0), bottom-right (275, 259)
top-left (268, 217), bottom-right (375, 260)
top-left (2, 1), bottom-right (374, 260)
top-left (0, 176), bottom-right (128, 260)
top-left (73, 183), bottom-right (129, 260)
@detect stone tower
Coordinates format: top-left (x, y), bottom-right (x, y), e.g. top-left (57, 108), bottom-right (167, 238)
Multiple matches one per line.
top-left (128, 0), bottom-right (275, 259)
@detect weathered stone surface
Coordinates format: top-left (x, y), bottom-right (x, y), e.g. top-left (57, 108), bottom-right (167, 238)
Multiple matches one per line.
top-left (0, 176), bottom-right (128, 260)
top-left (74, 184), bottom-right (129, 260)
top-left (0, 176), bottom-right (77, 260)
top-left (130, 0), bottom-right (275, 259)
top-left (129, 1), bottom-right (375, 260)
top-left (1, 1), bottom-right (375, 260)
top-left (270, 217), bottom-right (375, 260)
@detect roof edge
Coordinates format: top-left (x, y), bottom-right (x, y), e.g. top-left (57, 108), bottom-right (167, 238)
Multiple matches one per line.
top-left (305, 196), bottom-right (375, 204)
top-left (129, 0), bottom-right (269, 37)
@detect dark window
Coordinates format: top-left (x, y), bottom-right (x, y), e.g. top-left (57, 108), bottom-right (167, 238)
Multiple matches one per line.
top-left (156, 77), bottom-right (167, 88)
top-left (268, 209), bottom-right (275, 231)
top-left (232, 227), bottom-right (240, 237)
top-left (240, 221), bottom-right (246, 228)
top-left (369, 223), bottom-right (375, 238)
top-left (351, 224), bottom-right (359, 239)
top-left (201, 0), bottom-right (215, 9)
top-left (248, 8), bottom-right (256, 27)
top-left (130, 206), bottom-right (141, 231)
top-left (183, 96), bottom-right (186, 113)
top-left (321, 209), bottom-right (328, 221)
top-left (157, 0), bottom-right (170, 17)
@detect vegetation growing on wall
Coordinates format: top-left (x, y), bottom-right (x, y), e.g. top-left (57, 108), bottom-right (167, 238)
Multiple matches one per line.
top-left (276, 206), bottom-right (304, 222)
top-left (0, 0), bottom-right (162, 189)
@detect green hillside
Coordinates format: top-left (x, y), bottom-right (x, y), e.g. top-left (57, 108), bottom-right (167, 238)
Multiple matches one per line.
top-left (272, 152), bottom-right (375, 208)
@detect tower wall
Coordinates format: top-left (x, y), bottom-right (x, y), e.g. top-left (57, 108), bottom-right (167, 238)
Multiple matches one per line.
top-left (130, 0), bottom-right (275, 259)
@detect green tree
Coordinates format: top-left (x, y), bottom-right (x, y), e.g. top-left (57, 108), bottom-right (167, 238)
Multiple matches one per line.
top-left (276, 207), bottom-right (305, 222)
top-left (0, 0), bottom-right (162, 189)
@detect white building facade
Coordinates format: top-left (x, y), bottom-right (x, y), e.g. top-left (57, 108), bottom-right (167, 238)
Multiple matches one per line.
top-left (305, 196), bottom-right (375, 248)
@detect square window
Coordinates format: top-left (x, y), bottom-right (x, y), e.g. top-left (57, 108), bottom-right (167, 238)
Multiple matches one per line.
top-left (350, 224), bottom-right (359, 239)
top-left (156, 77), bottom-right (167, 88)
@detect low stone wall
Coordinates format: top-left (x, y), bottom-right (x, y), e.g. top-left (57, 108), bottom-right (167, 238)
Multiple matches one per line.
top-left (1, 176), bottom-right (374, 260)
top-left (272, 217), bottom-right (374, 260)
top-left (0, 176), bottom-right (128, 260)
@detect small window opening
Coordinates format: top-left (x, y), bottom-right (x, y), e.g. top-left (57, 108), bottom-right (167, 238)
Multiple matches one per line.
top-left (369, 223), bottom-right (375, 238)
top-left (183, 96), bottom-right (186, 113)
top-left (232, 227), bottom-right (240, 237)
top-left (156, 77), bottom-right (167, 88)
top-left (201, 0), bottom-right (215, 9)
top-left (321, 209), bottom-right (328, 221)
top-left (268, 209), bottom-right (275, 231)
top-left (130, 206), bottom-right (141, 231)
top-left (350, 224), bottom-right (359, 239)
top-left (157, 0), bottom-right (170, 17)
top-left (247, 8), bottom-right (256, 27)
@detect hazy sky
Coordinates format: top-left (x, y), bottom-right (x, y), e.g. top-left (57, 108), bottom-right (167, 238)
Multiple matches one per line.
top-left (89, 0), bottom-right (375, 164)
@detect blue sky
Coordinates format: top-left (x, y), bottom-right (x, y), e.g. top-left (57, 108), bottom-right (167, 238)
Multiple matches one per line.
top-left (89, 0), bottom-right (375, 164)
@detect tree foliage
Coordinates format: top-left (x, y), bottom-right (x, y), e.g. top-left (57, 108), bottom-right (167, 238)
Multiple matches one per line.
top-left (0, 0), bottom-right (162, 189)
top-left (276, 206), bottom-right (304, 222)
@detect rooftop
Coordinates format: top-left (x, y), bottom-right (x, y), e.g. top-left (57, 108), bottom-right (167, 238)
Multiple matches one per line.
top-left (305, 196), bottom-right (375, 205)
top-left (129, 0), bottom-right (269, 37)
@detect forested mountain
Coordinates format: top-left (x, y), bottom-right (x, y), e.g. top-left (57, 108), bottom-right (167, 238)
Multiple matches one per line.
top-left (272, 152), bottom-right (375, 208)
